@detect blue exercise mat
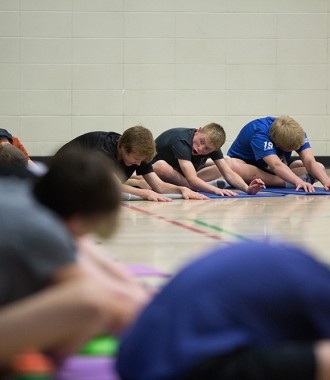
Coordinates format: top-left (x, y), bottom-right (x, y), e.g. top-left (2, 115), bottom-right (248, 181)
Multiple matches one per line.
top-left (199, 191), bottom-right (285, 198)
top-left (261, 187), bottom-right (330, 195)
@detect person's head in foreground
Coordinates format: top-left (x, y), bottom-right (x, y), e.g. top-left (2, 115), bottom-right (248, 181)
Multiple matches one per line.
top-left (117, 239), bottom-right (330, 380)
top-left (270, 116), bottom-right (305, 152)
top-left (33, 148), bottom-right (121, 239)
top-left (0, 143), bottom-right (28, 166)
top-left (117, 125), bottom-right (156, 166)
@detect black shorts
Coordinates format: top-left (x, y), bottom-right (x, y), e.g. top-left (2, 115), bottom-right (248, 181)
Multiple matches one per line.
top-left (184, 343), bottom-right (315, 380)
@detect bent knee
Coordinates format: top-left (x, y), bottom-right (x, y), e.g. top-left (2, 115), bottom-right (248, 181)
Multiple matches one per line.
top-left (153, 160), bottom-right (171, 176)
top-left (71, 280), bottom-right (111, 320)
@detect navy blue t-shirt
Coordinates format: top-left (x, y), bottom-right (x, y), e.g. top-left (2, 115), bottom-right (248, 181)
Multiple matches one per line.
top-left (227, 117), bottom-right (311, 169)
top-left (117, 241), bottom-right (330, 380)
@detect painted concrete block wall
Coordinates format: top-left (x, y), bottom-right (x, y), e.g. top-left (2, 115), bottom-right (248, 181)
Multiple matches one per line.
top-left (0, 0), bottom-right (329, 156)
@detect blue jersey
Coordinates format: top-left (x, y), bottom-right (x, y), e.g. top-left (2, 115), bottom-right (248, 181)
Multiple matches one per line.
top-left (227, 117), bottom-right (311, 169)
top-left (117, 241), bottom-right (330, 380)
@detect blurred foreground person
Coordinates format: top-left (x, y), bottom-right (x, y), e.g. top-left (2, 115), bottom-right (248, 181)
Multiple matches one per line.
top-left (118, 240), bottom-right (330, 380)
top-left (0, 149), bottom-right (149, 368)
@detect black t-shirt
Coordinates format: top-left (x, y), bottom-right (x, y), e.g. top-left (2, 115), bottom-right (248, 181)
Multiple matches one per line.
top-left (57, 131), bottom-right (154, 182)
top-left (153, 128), bottom-right (223, 172)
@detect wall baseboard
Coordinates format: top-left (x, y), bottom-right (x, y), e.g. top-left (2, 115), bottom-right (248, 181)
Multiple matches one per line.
top-left (31, 156), bottom-right (330, 168)
top-left (316, 156), bottom-right (330, 168)
top-left (293, 156), bottom-right (330, 168)
top-left (31, 156), bottom-right (52, 164)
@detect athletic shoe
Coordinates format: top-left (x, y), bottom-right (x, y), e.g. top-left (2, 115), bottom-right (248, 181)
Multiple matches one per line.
top-left (285, 173), bottom-right (316, 188)
top-left (216, 179), bottom-right (231, 189)
top-left (300, 173), bottom-right (316, 185)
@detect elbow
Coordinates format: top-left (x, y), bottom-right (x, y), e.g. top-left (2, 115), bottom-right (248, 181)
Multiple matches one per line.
top-left (186, 178), bottom-right (198, 189)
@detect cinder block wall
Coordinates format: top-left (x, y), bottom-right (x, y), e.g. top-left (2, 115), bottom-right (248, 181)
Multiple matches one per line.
top-left (0, 0), bottom-right (329, 157)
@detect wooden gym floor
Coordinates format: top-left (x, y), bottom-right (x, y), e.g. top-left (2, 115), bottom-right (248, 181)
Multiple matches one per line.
top-left (103, 170), bottom-right (330, 285)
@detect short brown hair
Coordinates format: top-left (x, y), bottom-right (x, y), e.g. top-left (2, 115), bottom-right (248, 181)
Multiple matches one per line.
top-left (201, 123), bottom-right (226, 150)
top-left (118, 126), bottom-right (156, 162)
top-left (34, 148), bottom-right (121, 225)
top-left (270, 116), bottom-right (304, 151)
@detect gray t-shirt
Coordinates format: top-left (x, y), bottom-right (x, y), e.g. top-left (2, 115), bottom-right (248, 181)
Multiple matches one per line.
top-left (0, 178), bottom-right (76, 305)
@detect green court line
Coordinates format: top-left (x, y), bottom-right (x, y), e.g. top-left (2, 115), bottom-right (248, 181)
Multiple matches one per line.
top-left (194, 219), bottom-right (254, 242)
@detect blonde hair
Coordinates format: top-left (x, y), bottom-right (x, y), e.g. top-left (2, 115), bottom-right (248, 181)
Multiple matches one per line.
top-left (270, 116), bottom-right (304, 151)
top-left (200, 123), bottom-right (226, 150)
top-left (118, 126), bottom-right (156, 162)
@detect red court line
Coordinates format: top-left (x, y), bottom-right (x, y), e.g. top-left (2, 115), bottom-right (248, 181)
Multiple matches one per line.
top-left (122, 203), bottom-right (222, 241)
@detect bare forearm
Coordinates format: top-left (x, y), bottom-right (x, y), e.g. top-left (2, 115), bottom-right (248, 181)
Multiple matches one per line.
top-left (307, 163), bottom-right (329, 184)
top-left (272, 163), bottom-right (301, 185)
top-left (223, 172), bottom-right (249, 192)
top-left (185, 176), bottom-right (219, 193)
top-left (0, 280), bottom-right (110, 366)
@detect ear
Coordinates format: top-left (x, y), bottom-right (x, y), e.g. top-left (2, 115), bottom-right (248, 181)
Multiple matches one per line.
top-left (195, 127), bottom-right (202, 134)
top-left (117, 144), bottom-right (125, 160)
top-left (64, 215), bottom-right (90, 238)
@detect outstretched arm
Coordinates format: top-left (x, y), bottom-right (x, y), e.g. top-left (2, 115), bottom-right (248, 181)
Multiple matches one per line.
top-left (215, 159), bottom-right (265, 194)
top-left (299, 149), bottom-right (330, 191)
top-left (121, 182), bottom-right (173, 202)
top-left (143, 171), bottom-right (208, 200)
top-left (76, 236), bottom-right (150, 332)
top-left (178, 159), bottom-right (238, 196)
top-left (264, 154), bottom-right (315, 192)
top-left (0, 275), bottom-right (119, 365)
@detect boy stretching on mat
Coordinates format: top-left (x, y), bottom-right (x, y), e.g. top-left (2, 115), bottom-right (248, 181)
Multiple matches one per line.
top-left (149, 123), bottom-right (265, 196)
top-left (56, 126), bottom-right (207, 202)
top-left (225, 116), bottom-right (330, 192)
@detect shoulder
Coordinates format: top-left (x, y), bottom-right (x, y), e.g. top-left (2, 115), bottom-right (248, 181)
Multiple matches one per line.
top-left (244, 118), bottom-right (274, 141)
top-left (245, 117), bottom-right (274, 130)
top-left (0, 180), bottom-right (71, 243)
top-left (173, 128), bottom-right (195, 141)
top-left (105, 132), bottom-right (121, 141)
top-left (158, 128), bottom-right (193, 137)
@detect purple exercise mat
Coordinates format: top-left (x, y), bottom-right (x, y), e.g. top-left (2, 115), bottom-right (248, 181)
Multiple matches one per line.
top-left (56, 356), bottom-right (119, 380)
top-left (125, 263), bottom-right (171, 277)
